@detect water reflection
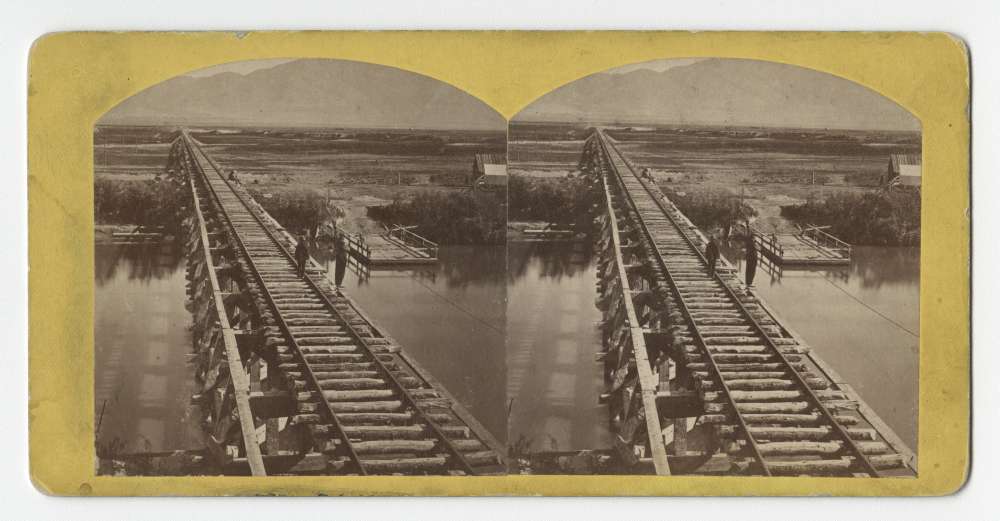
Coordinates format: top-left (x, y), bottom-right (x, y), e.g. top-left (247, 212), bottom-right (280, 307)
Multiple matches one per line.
top-left (95, 242), bottom-right (185, 285)
top-left (94, 243), bottom-right (203, 456)
top-left (721, 241), bottom-right (920, 291)
top-left (506, 241), bottom-right (594, 283)
top-left (506, 241), bottom-right (610, 452)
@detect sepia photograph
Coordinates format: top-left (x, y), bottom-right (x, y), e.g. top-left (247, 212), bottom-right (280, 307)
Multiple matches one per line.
top-left (506, 58), bottom-right (920, 477)
top-left (92, 55), bottom-right (924, 479)
top-left (20, 24), bottom-right (975, 500)
top-left (93, 59), bottom-right (507, 476)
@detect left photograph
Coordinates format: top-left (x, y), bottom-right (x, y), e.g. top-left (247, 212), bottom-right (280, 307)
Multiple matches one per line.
top-left (93, 59), bottom-right (508, 476)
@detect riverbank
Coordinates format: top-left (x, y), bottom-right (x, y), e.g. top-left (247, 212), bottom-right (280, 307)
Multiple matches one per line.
top-left (507, 221), bottom-right (586, 242)
top-left (653, 175), bottom-right (920, 246)
top-left (366, 190), bottom-right (505, 245)
top-left (654, 175), bottom-right (869, 232)
top-left (781, 189), bottom-right (921, 246)
top-left (94, 124), bottom-right (507, 245)
top-left (94, 177), bottom-right (187, 234)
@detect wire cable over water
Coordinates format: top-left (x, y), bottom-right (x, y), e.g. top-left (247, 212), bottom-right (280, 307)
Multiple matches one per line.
top-left (820, 275), bottom-right (919, 338)
top-left (406, 273), bottom-right (505, 336)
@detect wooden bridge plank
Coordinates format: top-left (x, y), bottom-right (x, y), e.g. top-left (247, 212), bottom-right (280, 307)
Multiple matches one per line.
top-left (182, 132), bottom-right (501, 476)
top-left (597, 130), bottom-right (913, 478)
top-left (188, 173), bottom-right (266, 477)
top-left (599, 164), bottom-right (672, 476)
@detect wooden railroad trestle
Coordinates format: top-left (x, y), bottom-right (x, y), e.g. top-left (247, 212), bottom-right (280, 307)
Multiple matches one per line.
top-left (585, 129), bottom-right (914, 477)
top-left (169, 132), bottom-right (505, 476)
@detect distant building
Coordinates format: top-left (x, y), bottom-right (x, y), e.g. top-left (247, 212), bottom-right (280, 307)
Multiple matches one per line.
top-left (472, 153), bottom-right (507, 189)
top-left (884, 154), bottom-right (922, 187)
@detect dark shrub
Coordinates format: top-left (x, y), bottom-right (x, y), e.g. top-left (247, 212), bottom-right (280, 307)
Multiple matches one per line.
top-left (780, 190), bottom-right (920, 246)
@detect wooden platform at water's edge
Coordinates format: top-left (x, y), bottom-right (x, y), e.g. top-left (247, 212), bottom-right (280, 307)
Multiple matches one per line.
top-left (760, 233), bottom-right (851, 266)
top-left (353, 234), bottom-right (438, 266)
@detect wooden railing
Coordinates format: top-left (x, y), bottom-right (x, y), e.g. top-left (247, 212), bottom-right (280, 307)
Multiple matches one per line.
top-left (331, 223), bottom-right (372, 260)
top-left (752, 226), bottom-right (784, 259)
top-left (800, 224), bottom-right (852, 259)
top-left (386, 224), bottom-right (438, 259)
top-left (737, 222), bottom-right (785, 259)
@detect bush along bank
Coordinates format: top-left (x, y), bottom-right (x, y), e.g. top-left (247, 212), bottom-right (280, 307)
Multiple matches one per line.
top-left (661, 187), bottom-right (757, 237)
top-left (247, 188), bottom-right (339, 238)
top-left (507, 174), bottom-right (597, 230)
top-left (780, 190), bottom-right (920, 246)
top-left (94, 177), bottom-right (188, 233)
top-left (367, 191), bottom-right (505, 246)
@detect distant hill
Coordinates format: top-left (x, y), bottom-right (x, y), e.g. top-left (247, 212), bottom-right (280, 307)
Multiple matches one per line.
top-left (99, 59), bottom-right (505, 131)
top-left (516, 59), bottom-right (920, 132)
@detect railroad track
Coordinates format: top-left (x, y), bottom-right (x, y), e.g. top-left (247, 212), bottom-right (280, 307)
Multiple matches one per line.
top-left (181, 133), bottom-right (504, 475)
top-left (594, 130), bottom-right (909, 477)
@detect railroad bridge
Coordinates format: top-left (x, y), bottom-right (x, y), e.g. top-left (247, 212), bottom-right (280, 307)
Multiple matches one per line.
top-left (168, 131), bottom-right (504, 476)
top-left (584, 129), bottom-right (916, 477)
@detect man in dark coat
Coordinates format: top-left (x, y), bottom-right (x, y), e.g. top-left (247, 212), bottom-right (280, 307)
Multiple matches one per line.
top-left (333, 231), bottom-right (349, 289)
top-left (745, 232), bottom-right (759, 287)
top-left (705, 234), bottom-right (720, 276)
top-left (294, 234), bottom-right (309, 278)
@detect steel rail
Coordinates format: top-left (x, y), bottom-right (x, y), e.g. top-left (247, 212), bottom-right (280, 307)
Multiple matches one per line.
top-left (597, 130), bottom-right (882, 476)
top-left (183, 133), bottom-right (479, 475)
top-left (182, 135), bottom-right (367, 474)
top-left (594, 133), bottom-right (769, 475)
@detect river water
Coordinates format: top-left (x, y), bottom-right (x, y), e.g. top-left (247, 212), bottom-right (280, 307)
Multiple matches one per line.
top-left (505, 241), bottom-right (611, 453)
top-left (506, 241), bottom-right (919, 453)
top-left (96, 240), bottom-right (917, 456)
top-left (95, 243), bottom-right (508, 453)
top-left (94, 243), bottom-right (204, 454)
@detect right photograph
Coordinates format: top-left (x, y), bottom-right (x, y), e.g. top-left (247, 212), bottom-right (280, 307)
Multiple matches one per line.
top-left (506, 58), bottom-right (920, 477)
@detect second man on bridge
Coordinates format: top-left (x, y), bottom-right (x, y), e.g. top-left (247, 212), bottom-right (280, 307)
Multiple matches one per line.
top-left (705, 234), bottom-right (720, 275)
top-left (295, 234), bottom-right (309, 278)
top-left (745, 232), bottom-right (758, 288)
top-left (333, 230), bottom-right (348, 290)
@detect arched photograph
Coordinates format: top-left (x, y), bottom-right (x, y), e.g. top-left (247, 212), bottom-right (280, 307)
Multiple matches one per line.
top-left (93, 59), bottom-right (507, 476)
top-left (506, 58), bottom-right (920, 477)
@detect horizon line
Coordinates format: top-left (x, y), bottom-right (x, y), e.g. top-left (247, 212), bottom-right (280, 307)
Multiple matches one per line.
top-left (511, 116), bottom-right (921, 134)
top-left (95, 121), bottom-right (506, 132)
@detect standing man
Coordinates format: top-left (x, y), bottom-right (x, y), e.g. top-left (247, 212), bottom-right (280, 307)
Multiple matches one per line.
top-left (745, 232), bottom-right (759, 288)
top-left (705, 234), bottom-right (719, 276)
top-left (294, 233), bottom-right (309, 278)
top-left (333, 230), bottom-right (349, 290)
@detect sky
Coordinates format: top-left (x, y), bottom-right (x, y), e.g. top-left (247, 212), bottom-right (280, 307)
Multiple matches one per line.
top-left (101, 57), bottom-right (920, 132)
top-left (98, 59), bottom-right (505, 130)
top-left (517, 58), bottom-right (921, 131)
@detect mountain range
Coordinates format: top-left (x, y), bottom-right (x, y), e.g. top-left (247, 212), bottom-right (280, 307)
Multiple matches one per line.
top-left (99, 59), bottom-right (506, 131)
top-left (516, 58), bottom-right (920, 131)
top-left (100, 58), bottom-right (919, 132)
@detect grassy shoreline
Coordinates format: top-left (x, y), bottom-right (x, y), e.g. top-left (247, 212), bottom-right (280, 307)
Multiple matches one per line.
top-left (366, 191), bottom-right (505, 245)
top-left (94, 177), bottom-right (187, 233)
top-left (780, 189), bottom-right (921, 246)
